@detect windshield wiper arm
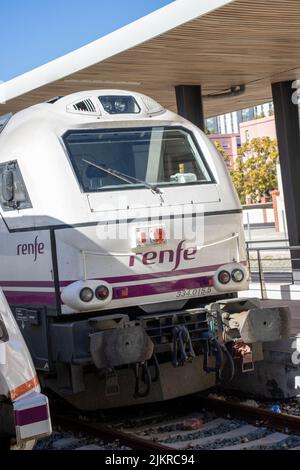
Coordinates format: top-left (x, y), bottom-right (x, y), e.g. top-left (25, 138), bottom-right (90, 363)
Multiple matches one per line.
top-left (83, 158), bottom-right (134, 185)
top-left (82, 159), bottom-right (164, 201)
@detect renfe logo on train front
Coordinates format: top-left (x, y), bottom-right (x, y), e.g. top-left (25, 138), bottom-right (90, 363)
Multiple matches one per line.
top-left (17, 236), bottom-right (45, 262)
top-left (129, 240), bottom-right (197, 271)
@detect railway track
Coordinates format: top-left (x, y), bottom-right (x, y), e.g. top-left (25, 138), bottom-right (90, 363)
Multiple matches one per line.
top-left (37, 394), bottom-right (300, 450)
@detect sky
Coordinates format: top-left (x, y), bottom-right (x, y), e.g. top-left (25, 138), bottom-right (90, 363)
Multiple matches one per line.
top-left (0, 0), bottom-right (174, 82)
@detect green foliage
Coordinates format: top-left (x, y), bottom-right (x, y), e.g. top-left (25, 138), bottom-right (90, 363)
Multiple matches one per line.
top-left (214, 140), bottom-right (224, 156)
top-left (255, 111), bottom-right (265, 119)
top-left (230, 137), bottom-right (278, 203)
top-left (214, 140), bottom-right (230, 165)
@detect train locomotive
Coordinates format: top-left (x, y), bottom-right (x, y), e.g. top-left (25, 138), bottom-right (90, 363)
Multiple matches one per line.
top-left (0, 90), bottom-right (290, 410)
top-left (0, 288), bottom-right (51, 449)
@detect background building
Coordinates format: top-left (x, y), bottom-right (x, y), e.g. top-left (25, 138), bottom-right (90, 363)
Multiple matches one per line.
top-left (205, 102), bottom-right (274, 135)
top-left (207, 102), bottom-right (276, 169)
top-left (240, 115), bottom-right (276, 143)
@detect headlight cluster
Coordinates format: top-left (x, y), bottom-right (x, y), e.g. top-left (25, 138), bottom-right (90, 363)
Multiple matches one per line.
top-left (218, 268), bottom-right (244, 284)
top-left (79, 285), bottom-right (110, 303)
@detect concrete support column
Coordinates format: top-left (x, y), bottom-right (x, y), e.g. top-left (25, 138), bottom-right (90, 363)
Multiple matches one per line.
top-left (175, 85), bottom-right (205, 131)
top-left (272, 81), bottom-right (300, 282)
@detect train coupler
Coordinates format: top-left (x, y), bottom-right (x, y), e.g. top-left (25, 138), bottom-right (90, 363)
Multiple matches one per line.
top-left (133, 361), bottom-right (152, 399)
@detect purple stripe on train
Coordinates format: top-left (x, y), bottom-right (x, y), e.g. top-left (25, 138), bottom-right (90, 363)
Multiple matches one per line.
top-left (3, 275), bottom-right (213, 305)
top-left (4, 291), bottom-right (56, 306)
top-left (15, 404), bottom-right (49, 427)
top-left (0, 261), bottom-right (246, 288)
top-left (113, 275), bottom-right (213, 299)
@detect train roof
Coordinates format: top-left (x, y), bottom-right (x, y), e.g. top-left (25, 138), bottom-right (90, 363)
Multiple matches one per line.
top-left (48, 90), bottom-right (166, 119)
top-left (0, 90), bottom-right (192, 136)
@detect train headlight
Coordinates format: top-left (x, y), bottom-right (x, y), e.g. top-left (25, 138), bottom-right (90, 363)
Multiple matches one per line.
top-left (218, 270), bottom-right (231, 284)
top-left (79, 287), bottom-right (94, 303)
top-left (95, 285), bottom-right (110, 300)
top-left (231, 268), bottom-right (244, 283)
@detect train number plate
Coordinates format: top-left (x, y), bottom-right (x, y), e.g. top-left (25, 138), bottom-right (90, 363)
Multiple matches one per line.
top-left (176, 287), bottom-right (212, 298)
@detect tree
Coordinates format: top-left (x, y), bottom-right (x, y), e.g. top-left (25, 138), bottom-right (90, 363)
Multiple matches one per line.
top-left (255, 111), bottom-right (265, 119)
top-left (214, 140), bottom-right (224, 156)
top-left (214, 140), bottom-right (230, 165)
top-left (230, 137), bottom-right (278, 203)
top-left (230, 156), bottom-right (247, 203)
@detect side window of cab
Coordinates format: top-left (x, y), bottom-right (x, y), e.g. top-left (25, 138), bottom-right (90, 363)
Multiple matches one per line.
top-left (0, 161), bottom-right (32, 211)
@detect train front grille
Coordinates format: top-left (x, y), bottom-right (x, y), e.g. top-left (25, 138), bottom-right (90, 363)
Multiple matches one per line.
top-left (139, 308), bottom-right (211, 348)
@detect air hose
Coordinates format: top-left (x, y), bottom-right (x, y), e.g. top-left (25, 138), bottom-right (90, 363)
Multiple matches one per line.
top-left (172, 325), bottom-right (195, 367)
top-left (203, 337), bottom-right (222, 381)
top-left (203, 338), bottom-right (235, 383)
top-left (133, 362), bottom-right (152, 399)
top-left (219, 342), bottom-right (235, 383)
top-left (149, 354), bottom-right (160, 382)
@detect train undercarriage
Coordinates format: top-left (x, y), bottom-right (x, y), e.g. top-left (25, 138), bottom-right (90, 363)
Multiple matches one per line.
top-left (16, 296), bottom-right (290, 410)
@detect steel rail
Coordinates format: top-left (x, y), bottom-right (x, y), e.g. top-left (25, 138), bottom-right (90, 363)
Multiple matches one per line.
top-left (52, 413), bottom-right (173, 451)
top-left (196, 395), bottom-right (300, 434)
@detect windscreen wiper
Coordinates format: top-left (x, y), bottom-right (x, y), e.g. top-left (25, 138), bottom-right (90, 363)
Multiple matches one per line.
top-left (82, 158), bottom-right (164, 202)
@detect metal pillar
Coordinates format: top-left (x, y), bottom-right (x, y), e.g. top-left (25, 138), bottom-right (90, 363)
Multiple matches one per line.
top-left (175, 85), bottom-right (205, 131)
top-left (272, 81), bottom-right (300, 281)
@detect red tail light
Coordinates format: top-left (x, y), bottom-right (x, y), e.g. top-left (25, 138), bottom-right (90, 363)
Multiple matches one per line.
top-left (95, 285), bottom-right (110, 300)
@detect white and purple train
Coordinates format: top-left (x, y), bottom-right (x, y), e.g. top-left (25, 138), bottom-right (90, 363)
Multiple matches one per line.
top-left (0, 90), bottom-right (290, 409)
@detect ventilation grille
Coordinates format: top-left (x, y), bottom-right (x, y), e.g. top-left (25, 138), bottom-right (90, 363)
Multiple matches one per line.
top-left (67, 98), bottom-right (99, 115)
top-left (140, 309), bottom-right (209, 346)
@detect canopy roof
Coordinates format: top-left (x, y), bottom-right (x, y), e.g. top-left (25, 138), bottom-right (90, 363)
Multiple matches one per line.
top-left (1, 0), bottom-right (300, 118)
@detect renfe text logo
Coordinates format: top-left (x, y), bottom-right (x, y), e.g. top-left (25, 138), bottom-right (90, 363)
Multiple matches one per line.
top-left (129, 240), bottom-right (197, 271)
top-left (17, 236), bottom-right (45, 262)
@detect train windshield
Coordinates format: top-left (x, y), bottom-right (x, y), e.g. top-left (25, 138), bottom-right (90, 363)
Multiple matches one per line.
top-left (63, 127), bottom-right (214, 192)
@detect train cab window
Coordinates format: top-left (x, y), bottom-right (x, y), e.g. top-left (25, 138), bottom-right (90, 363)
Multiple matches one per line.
top-left (63, 127), bottom-right (214, 192)
top-left (0, 161), bottom-right (32, 211)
